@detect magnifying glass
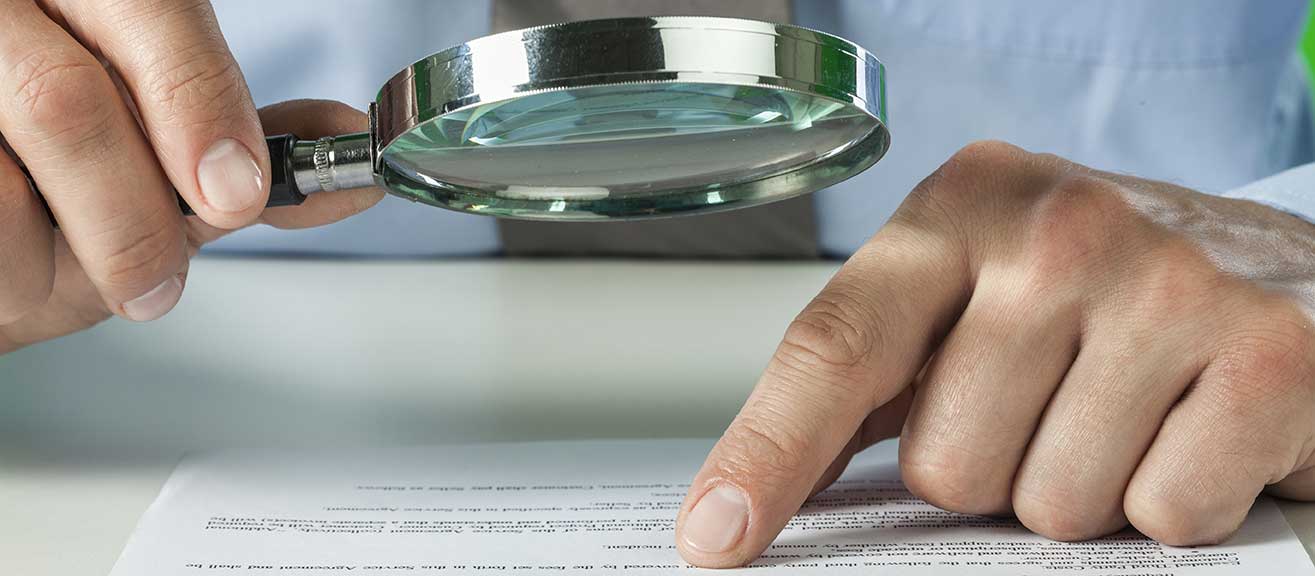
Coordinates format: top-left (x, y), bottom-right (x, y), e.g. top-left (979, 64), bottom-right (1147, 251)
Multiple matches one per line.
top-left (37, 16), bottom-right (889, 222)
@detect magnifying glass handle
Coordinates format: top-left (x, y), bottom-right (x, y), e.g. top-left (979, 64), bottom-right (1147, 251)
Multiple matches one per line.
top-left (26, 134), bottom-right (320, 228)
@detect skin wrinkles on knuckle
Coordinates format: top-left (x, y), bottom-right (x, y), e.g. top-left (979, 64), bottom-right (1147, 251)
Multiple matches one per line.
top-left (775, 317), bottom-right (880, 410)
top-left (1020, 176), bottom-right (1141, 291)
top-left (89, 205), bottom-right (181, 290)
top-left (140, 51), bottom-right (243, 126)
top-left (26, 107), bottom-right (129, 174)
top-left (935, 141), bottom-right (1032, 203)
top-left (781, 307), bottom-right (872, 371)
top-left (718, 414), bottom-right (815, 485)
top-left (1129, 507), bottom-right (1204, 546)
top-left (900, 440), bottom-right (1010, 515)
top-left (1048, 175), bottom-right (1144, 228)
top-left (782, 278), bottom-right (892, 368)
top-left (1214, 322), bottom-right (1315, 411)
top-left (939, 141), bottom-right (1027, 191)
top-left (899, 176), bottom-right (969, 238)
top-left (899, 142), bottom-right (1059, 266)
top-left (98, 0), bottom-right (230, 94)
top-left (908, 414), bottom-right (1023, 481)
top-left (751, 385), bottom-right (836, 442)
top-left (895, 172), bottom-right (989, 261)
top-left (1014, 483), bottom-right (1108, 541)
top-left (3, 48), bottom-right (116, 138)
top-left (1126, 480), bottom-right (1236, 546)
top-left (760, 354), bottom-right (866, 418)
top-left (3, 73), bottom-right (133, 179)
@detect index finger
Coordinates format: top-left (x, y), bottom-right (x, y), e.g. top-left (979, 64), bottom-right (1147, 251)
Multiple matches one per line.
top-left (63, 0), bottom-right (269, 229)
top-left (674, 219), bottom-right (971, 568)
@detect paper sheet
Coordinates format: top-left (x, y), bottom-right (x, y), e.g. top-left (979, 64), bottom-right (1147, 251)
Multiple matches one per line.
top-left (111, 439), bottom-right (1314, 575)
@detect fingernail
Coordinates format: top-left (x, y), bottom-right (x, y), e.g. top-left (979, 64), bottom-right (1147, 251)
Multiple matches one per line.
top-left (197, 138), bottom-right (262, 213)
top-left (121, 274), bottom-right (184, 322)
top-left (683, 484), bottom-right (749, 554)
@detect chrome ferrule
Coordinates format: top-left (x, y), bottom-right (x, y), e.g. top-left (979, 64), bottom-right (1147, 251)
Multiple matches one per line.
top-left (291, 132), bottom-right (376, 195)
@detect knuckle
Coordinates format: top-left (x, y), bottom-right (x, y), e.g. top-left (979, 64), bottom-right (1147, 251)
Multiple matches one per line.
top-left (1125, 488), bottom-right (1234, 546)
top-left (93, 207), bottom-right (182, 291)
top-left (1216, 314), bottom-right (1315, 410)
top-left (897, 141), bottom-right (1025, 231)
top-left (948, 140), bottom-right (1026, 171)
top-left (716, 414), bottom-right (813, 485)
top-left (900, 443), bottom-right (1009, 516)
top-left (5, 49), bottom-right (118, 148)
top-left (1020, 175), bottom-right (1135, 285)
top-left (1248, 309), bottom-right (1315, 371)
top-left (931, 140), bottom-right (1030, 200)
top-left (1013, 484), bottom-right (1111, 541)
top-left (1036, 174), bottom-right (1135, 228)
top-left (896, 181), bottom-right (964, 237)
top-left (142, 50), bottom-right (245, 127)
top-left (45, 110), bottom-right (125, 168)
top-left (103, 0), bottom-right (243, 128)
top-left (898, 140), bottom-right (1065, 251)
top-left (781, 289), bottom-right (878, 372)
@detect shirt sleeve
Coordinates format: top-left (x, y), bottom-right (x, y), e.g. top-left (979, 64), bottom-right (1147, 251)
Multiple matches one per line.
top-left (1220, 162), bottom-right (1315, 224)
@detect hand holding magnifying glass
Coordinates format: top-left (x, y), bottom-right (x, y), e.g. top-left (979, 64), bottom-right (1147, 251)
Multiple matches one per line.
top-left (4, 12), bottom-right (887, 348)
top-left (28, 16), bottom-right (888, 222)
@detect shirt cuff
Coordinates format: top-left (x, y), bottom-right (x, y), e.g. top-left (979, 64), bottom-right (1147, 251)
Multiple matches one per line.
top-left (1220, 163), bottom-right (1315, 224)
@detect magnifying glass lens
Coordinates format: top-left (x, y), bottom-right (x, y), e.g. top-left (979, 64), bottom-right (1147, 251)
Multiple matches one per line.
top-left (379, 82), bottom-right (883, 220)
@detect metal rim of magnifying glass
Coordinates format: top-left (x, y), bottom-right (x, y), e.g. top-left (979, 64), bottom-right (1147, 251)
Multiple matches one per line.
top-left (368, 16), bottom-right (889, 221)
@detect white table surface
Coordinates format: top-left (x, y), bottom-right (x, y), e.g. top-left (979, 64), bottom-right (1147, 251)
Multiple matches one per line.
top-left (1, 257), bottom-right (1312, 575)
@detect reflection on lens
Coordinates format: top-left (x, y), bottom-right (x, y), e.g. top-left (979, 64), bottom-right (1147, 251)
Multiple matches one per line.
top-left (380, 82), bottom-right (882, 220)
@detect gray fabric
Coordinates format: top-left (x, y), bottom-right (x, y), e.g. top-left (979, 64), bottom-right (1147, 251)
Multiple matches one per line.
top-left (493, 0), bottom-right (818, 259)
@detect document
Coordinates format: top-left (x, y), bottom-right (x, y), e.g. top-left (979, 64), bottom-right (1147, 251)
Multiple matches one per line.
top-left (111, 439), bottom-right (1314, 575)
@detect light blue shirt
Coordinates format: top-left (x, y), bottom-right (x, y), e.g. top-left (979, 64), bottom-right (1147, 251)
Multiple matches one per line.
top-left (208, 0), bottom-right (1315, 258)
